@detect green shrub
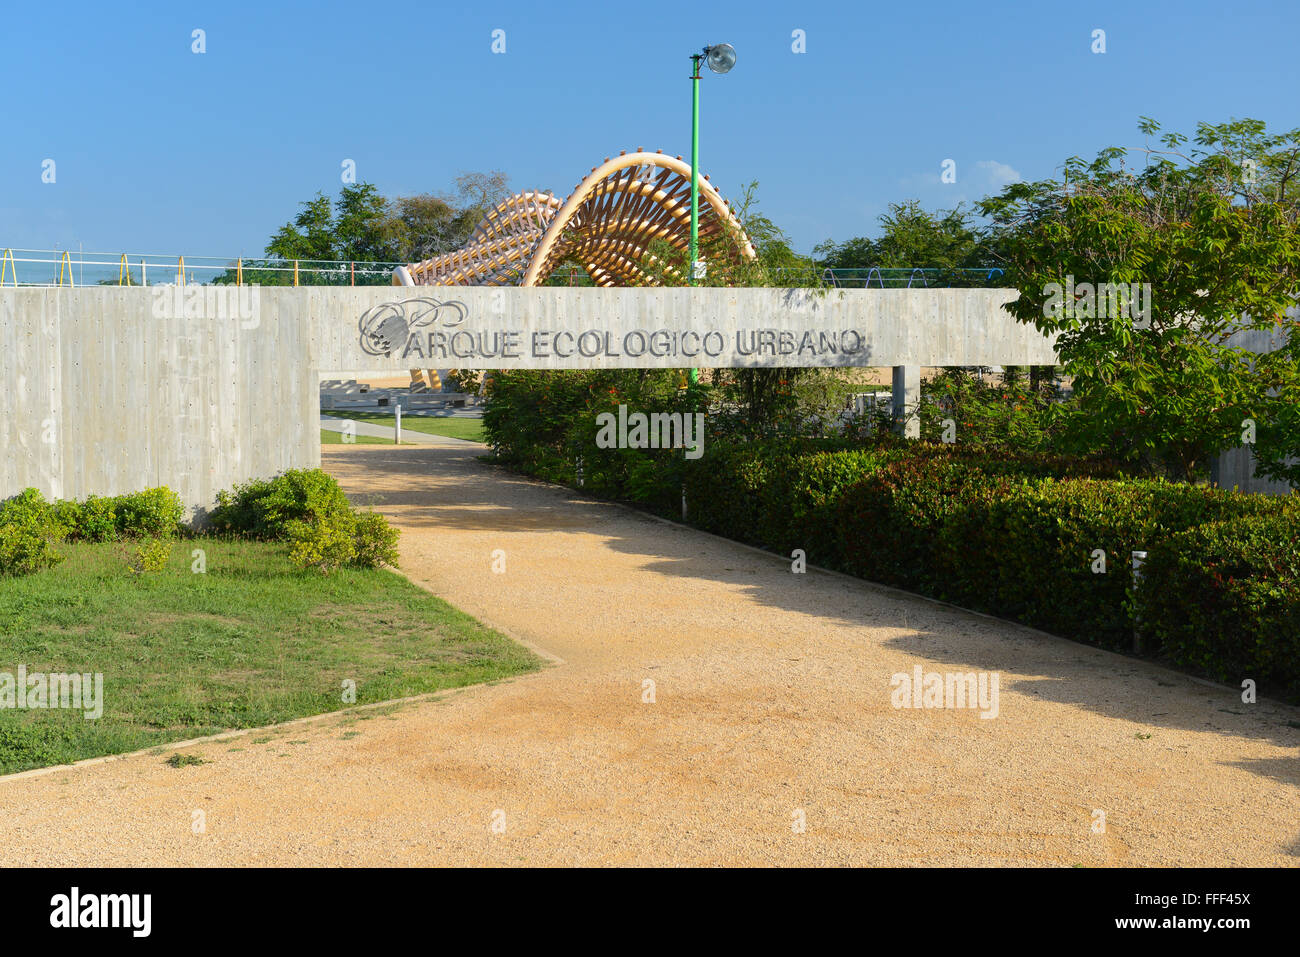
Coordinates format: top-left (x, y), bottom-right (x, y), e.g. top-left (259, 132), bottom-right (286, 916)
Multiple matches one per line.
top-left (0, 488), bottom-right (64, 537)
top-left (285, 510), bottom-right (401, 573)
top-left (114, 487), bottom-right (183, 538)
top-left (287, 515), bottom-right (358, 573)
top-left (0, 521), bottom-right (63, 576)
top-left (210, 469), bottom-right (351, 540)
top-left (77, 495), bottom-right (119, 542)
top-left (1134, 512), bottom-right (1300, 697)
top-left (127, 538), bottom-right (174, 574)
top-left (351, 511), bottom-right (400, 569)
top-left (53, 495), bottom-right (118, 542)
top-left (916, 368), bottom-right (1068, 454)
top-left (0, 489), bottom-right (65, 576)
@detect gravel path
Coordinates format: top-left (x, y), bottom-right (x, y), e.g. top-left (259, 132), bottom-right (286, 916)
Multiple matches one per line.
top-left (1, 441), bottom-right (1296, 866)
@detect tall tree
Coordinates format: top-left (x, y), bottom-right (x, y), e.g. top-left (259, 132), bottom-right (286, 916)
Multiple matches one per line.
top-left (979, 117), bottom-right (1300, 480)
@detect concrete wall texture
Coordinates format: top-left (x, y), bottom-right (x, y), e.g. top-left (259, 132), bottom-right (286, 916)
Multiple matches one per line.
top-left (1209, 323), bottom-right (1296, 496)
top-left (0, 284), bottom-right (1283, 513)
top-left (1, 287), bottom-right (319, 517)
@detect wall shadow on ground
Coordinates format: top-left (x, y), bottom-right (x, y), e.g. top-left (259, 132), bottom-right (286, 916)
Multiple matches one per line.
top-left (323, 445), bottom-right (1300, 796)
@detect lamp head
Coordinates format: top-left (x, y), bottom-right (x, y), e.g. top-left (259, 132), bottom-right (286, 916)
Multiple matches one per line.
top-left (703, 43), bottom-right (736, 74)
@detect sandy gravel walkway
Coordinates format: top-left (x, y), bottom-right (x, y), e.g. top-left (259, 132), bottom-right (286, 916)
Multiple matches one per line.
top-left (1, 441), bottom-right (1296, 866)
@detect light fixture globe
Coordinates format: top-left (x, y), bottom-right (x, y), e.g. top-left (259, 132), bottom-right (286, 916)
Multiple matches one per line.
top-left (703, 43), bottom-right (736, 74)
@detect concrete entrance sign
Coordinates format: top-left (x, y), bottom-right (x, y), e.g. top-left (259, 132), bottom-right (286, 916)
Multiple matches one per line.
top-left (0, 286), bottom-right (1057, 514)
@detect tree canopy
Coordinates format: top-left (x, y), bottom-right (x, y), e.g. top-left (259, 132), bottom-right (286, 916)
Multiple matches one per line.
top-left (979, 117), bottom-right (1300, 480)
top-left (216, 172), bottom-right (514, 285)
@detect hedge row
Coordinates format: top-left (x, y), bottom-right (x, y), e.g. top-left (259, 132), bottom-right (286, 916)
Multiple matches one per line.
top-left (489, 414), bottom-right (1299, 697)
top-left (0, 470), bottom-right (399, 577)
top-left (0, 487), bottom-right (185, 576)
top-left (0, 486), bottom-right (183, 543)
top-left (755, 453), bottom-right (1296, 696)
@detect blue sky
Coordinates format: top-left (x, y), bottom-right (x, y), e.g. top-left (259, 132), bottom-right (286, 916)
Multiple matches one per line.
top-left (3, 0), bottom-right (1297, 260)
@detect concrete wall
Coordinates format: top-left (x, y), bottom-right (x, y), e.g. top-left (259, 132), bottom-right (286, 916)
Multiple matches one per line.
top-left (1, 286), bottom-right (1057, 515)
top-left (1, 288), bottom-right (318, 518)
top-left (1209, 323), bottom-right (1296, 496)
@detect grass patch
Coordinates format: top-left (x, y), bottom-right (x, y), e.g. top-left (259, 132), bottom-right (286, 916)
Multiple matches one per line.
top-left (320, 429), bottom-right (413, 445)
top-left (0, 539), bottom-right (542, 775)
top-left (165, 753), bottom-right (207, 768)
top-left (336, 412), bottom-right (485, 443)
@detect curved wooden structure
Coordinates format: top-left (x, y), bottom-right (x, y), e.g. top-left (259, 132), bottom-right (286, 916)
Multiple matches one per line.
top-left (394, 150), bottom-right (755, 289)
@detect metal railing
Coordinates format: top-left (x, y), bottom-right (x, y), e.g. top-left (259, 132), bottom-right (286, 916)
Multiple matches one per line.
top-left (0, 248), bottom-right (1008, 289)
top-left (0, 248), bottom-right (402, 288)
top-left (809, 267), bottom-right (1006, 288)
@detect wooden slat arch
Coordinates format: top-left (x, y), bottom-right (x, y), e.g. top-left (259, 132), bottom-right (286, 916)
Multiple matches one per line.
top-left (395, 152), bottom-right (755, 289)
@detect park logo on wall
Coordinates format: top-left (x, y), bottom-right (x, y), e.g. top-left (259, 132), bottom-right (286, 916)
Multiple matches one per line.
top-left (354, 292), bottom-right (875, 365)
top-left (358, 298), bottom-right (467, 357)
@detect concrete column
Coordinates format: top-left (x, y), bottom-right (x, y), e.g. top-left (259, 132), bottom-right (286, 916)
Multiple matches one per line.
top-left (1211, 446), bottom-right (1294, 496)
top-left (892, 364), bottom-right (920, 439)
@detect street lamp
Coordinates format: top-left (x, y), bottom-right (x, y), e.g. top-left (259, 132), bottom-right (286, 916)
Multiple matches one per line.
top-left (689, 43), bottom-right (736, 287)
top-left (687, 43), bottom-right (735, 387)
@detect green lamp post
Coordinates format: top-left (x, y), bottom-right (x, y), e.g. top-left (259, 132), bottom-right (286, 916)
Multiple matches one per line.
top-left (687, 42), bottom-right (736, 386)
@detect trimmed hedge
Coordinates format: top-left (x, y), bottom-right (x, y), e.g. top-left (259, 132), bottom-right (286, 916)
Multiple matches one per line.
top-left (684, 438), bottom-right (899, 559)
top-left (835, 449), bottom-right (1127, 590)
top-left (1134, 512), bottom-right (1300, 697)
top-left (932, 479), bottom-right (1288, 649)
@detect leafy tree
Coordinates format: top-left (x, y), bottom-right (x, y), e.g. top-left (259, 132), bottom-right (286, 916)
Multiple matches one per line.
top-left (814, 201), bottom-right (999, 277)
top-left (213, 173), bottom-right (514, 286)
top-left (333, 183), bottom-right (399, 262)
top-left (979, 117), bottom-right (1300, 481)
top-left (266, 193), bottom-right (336, 261)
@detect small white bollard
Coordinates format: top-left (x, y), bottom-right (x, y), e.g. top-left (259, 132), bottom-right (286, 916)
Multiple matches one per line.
top-left (395, 403), bottom-right (402, 444)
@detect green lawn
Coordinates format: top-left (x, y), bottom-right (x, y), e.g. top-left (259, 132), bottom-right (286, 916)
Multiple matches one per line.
top-left (333, 412), bottom-right (486, 443)
top-left (0, 540), bottom-right (542, 775)
top-left (320, 429), bottom-right (413, 445)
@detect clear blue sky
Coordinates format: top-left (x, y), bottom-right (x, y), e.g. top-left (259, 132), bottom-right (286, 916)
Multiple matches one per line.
top-left (3, 0), bottom-right (1297, 259)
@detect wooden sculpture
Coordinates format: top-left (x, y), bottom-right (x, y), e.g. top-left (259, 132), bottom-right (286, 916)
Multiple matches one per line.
top-left (393, 150), bottom-right (756, 385)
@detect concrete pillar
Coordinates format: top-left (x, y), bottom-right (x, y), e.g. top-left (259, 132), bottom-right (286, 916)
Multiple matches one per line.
top-left (892, 364), bottom-right (920, 439)
top-left (1210, 446), bottom-right (1294, 496)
